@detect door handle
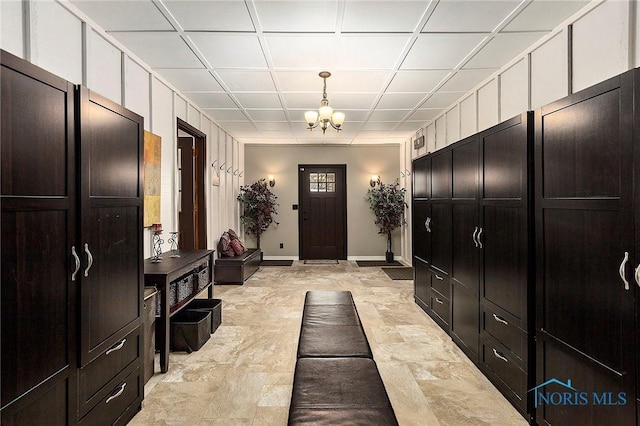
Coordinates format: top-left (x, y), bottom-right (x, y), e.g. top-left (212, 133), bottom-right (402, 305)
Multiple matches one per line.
top-left (477, 227), bottom-right (483, 248)
top-left (492, 313), bottom-right (508, 325)
top-left (635, 264), bottom-right (640, 288)
top-left (472, 227), bottom-right (479, 248)
top-left (105, 383), bottom-right (126, 404)
top-left (425, 217), bottom-right (431, 232)
top-left (619, 252), bottom-right (629, 290)
top-left (434, 274), bottom-right (444, 281)
top-left (84, 243), bottom-right (93, 277)
top-left (105, 338), bottom-right (127, 355)
top-left (71, 246), bottom-right (80, 281)
top-left (435, 297), bottom-right (444, 305)
top-left (492, 348), bottom-right (508, 363)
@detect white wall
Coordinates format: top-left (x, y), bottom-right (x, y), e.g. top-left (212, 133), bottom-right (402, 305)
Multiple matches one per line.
top-left (409, 0), bottom-right (638, 160)
top-left (0, 0), bottom-right (242, 258)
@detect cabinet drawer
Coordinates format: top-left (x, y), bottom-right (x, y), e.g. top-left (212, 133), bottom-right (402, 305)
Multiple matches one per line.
top-left (480, 339), bottom-right (527, 413)
top-left (79, 327), bottom-right (141, 416)
top-left (429, 266), bottom-right (449, 296)
top-left (481, 304), bottom-right (525, 365)
top-left (79, 365), bottom-right (142, 426)
top-left (429, 289), bottom-right (450, 327)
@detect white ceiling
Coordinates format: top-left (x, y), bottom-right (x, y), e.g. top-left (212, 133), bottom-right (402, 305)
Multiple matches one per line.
top-left (70, 0), bottom-right (589, 145)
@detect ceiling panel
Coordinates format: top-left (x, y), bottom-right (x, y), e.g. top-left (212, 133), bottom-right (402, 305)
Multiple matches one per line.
top-left (282, 93), bottom-right (322, 109)
top-left (420, 92), bottom-right (466, 109)
top-left (362, 122), bottom-right (399, 131)
top-left (202, 109), bottom-right (248, 121)
top-left (72, 0), bottom-right (172, 31)
top-left (369, 110), bottom-right (411, 122)
top-left (111, 32), bottom-right (204, 68)
top-left (329, 93), bottom-right (378, 110)
top-left (342, 1), bottom-right (430, 33)
top-left (158, 69), bottom-right (224, 92)
top-left (402, 34), bottom-right (487, 69)
top-left (276, 70), bottom-right (391, 93)
top-left (376, 93), bottom-right (428, 110)
top-left (254, 0), bottom-right (339, 32)
top-left (216, 70), bottom-right (276, 92)
top-left (246, 109), bottom-right (288, 121)
top-left (218, 122), bottom-right (257, 132)
top-left (186, 92), bottom-right (237, 108)
top-left (422, 0), bottom-right (521, 33)
top-left (233, 93), bottom-right (282, 109)
top-left (463, 32), bottom-right (545, 69)
top-left (255, 122), bottom-right (291, 131)
top-left (266, 35), bottom-right (336, 69)
top-left (163, 1), bottom-right (254, 31)
top-left (502, 0), bottom-right (590, 32)
top-left (406, 109), bottom-right (442, 122)
top-left (188, 34), bottom-right (267, 69)
top-left (438, 69), bottom-right (496, 92)
top-left (386, 70), bottom-right (451, 92)
top-left (334, 35), bottom-right (412, 69)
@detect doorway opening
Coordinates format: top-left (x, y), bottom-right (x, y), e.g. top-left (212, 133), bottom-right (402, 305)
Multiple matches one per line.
top-left (177, 118), bottom-right (206, 250)
top-left (298, 164), bottom-right (347, 260)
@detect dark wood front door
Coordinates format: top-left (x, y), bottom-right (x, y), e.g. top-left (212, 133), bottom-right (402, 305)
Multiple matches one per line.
top-left (299, 165), bottom-right (347, 260)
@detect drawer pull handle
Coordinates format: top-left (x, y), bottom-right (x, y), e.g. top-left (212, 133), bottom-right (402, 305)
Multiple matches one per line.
top-left (492, 313), bottom-right (508, 325)
top-left (635, 263), bottom-right (640, 288)
top-left (472, 227), bottom-right (479, 248)
top-left (84, 243), bottom-right (93, 277)
top-left (425, 217), bottom-right (431, 232)
top-left (477, 227), bottom-right (483, 248)
top-left (434, 274), bottom-right (444, 281)
top-left (619, 252), bottom-right (630, 290)
top-left (492, 348), bottom-right (508, 363)
top-left (105, 383), bottom-right (126, 404)
top-left (71, 246), bottom-right (80, 281)
top-left (105, 338), bottom-right (127, 355)
top-left (435, 297), bottom-right (444, 305)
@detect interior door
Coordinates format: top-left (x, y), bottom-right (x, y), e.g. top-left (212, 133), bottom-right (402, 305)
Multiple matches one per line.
top-left (178, 136), bottom-right (196, 249)
top-left (299, 165), bottom-right (347, 260)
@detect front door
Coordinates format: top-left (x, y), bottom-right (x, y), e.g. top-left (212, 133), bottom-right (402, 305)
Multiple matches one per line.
top-left (299, 165), bottom-right (347, 260)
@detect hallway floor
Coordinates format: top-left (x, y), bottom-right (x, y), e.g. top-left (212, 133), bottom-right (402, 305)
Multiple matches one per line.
top-left (130, 261), bottom-right (527, 425)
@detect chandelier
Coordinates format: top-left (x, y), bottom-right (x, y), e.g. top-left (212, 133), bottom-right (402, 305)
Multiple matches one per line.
top-left (304, 71), bottom-right (345, 134)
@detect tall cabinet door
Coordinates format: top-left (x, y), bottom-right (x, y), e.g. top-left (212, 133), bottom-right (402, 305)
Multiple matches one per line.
top-left (535, 72), bottom-right (635, 424)
top-left (451, 137), bottom-right (480, 362)
top-left (78, 88), bottom-right (144, 366)
top-left (1, 50), bottom-right (77, 424)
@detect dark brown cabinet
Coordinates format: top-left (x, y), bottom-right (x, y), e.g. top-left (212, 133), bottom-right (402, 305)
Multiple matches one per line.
top-left (1, 50), bottom-right (144, 425)
top-left (412, 112), bottom-right (533, 421)
top-left (535, 70), bottom-right (636, 425)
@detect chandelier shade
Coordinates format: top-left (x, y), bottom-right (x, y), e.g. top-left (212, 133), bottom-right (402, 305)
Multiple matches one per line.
top-left (305, 71), bottom-right (345, 134)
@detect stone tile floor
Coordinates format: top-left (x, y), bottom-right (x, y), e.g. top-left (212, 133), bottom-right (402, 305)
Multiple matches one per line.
top-left (130, 261), bottom-right (527, 425)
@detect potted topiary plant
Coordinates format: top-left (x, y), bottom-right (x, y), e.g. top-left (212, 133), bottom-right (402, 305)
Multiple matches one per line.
top-left (366, 179), bottom-right (407, 263)
top-left (237, 179), bottom-right (279, 250)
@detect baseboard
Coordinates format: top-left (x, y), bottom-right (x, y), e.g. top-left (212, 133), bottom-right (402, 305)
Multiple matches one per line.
top-left (263, 255), bottom-right (300, 261)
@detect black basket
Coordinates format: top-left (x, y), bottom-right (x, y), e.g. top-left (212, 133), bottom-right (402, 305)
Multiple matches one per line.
top-left (176, 274), bottom-right (194, 303)
top-left (156, 282), bottom-right (178, 316)
top-left (196, 265), bottom-right (210, 291)
top-left (186, 298), bottom-right (222, 334)
top-left (170, 310), bottom-right (211, 353)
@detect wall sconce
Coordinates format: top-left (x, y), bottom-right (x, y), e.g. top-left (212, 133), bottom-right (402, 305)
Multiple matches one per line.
top-left (268, 175), bottom-right (276, 187)
top-left (370, 174), bottom-right (380, 187)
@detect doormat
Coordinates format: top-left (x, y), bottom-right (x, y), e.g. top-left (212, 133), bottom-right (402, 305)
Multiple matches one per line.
top-left (261, 260), bottom-right (294, 266)
top-left (382, 267), bottom-right (414, 280)
top-left (304, 259), bottom-right (339, 265)
top-left (356, 260), bottom-right (403, 267)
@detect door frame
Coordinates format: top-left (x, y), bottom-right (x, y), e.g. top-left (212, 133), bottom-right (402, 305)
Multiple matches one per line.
top-left (177, 118), bottom-right (207, 249)
top-left (298, 164), bottom-right (347, 260)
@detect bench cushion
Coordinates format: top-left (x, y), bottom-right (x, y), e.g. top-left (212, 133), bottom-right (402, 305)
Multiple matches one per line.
top-left (215, 248), bottom-right (260, 264)
top-left (290, 358), bottom-right (393, 408)
top-left (288, 407), bottom-right (398, 426)
top-left (301, 305), bottom-right (360, 326)
top-left (297, 325), bottom-right (372, 358)
top-left (304, 290), bottom-right (354, 306)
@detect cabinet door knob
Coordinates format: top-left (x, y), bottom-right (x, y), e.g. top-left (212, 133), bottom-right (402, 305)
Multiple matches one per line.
top-left (472, 227), bottom-right (479, 247)
top-left (619, 251), bottom-right (630, 290)
top-left (71, 246), bottom-right (80, 281)
top-left (492, 348), bottom-right (508, 363)
top-left (105, 382), bottom-right (126, 404)
top-left (492, 313), bottom-right (508, 325)
top-left (84, 243), bottom-right (94, 277)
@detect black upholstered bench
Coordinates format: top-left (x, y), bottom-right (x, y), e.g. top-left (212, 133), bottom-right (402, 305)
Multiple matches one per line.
top-left (214, 248), bottom-right (261, 284)
top-left (289, 290), bottom-right (398, 426)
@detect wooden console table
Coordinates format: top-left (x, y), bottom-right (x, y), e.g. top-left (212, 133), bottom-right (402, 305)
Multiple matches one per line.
top-left (144, 249), bottom-right (214, 373)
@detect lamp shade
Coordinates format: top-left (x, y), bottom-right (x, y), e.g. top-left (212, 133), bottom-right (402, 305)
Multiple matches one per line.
top-left (318, 105), bottom-right (333, 121)
top-left (332, 111), bottom-right (345, 126)
top-left (305, 110), bottom-right (318, 126)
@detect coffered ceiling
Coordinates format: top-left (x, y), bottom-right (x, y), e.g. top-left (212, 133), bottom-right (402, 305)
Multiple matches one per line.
top-left (70, 0), bottom-right (589, 144)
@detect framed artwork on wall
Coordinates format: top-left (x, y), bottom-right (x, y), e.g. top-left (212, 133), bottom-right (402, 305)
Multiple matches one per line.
top-left (144, 130), bottom-right (162, 226)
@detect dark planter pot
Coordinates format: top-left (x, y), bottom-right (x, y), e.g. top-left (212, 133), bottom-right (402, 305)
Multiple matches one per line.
top-left (386, 251), bottom-right (394, 263)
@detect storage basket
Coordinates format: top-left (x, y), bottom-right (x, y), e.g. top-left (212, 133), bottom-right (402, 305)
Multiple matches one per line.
top-left (170, 310), bottom-right (211, 352)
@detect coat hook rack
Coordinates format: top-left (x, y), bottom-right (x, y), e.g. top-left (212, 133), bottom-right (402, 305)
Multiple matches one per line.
top-left (211, 159), bottom-right (218, 168)
top-left (405, 169), bottom-right (411, 176)
top-left (239, 171), bottom-right (244, 177)
top-left (219, 162), bottom-right (226, 170)
top-left (233, 169), bottom-right (239, 176)
top-left (227, 166), bottom-right (233, 173)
